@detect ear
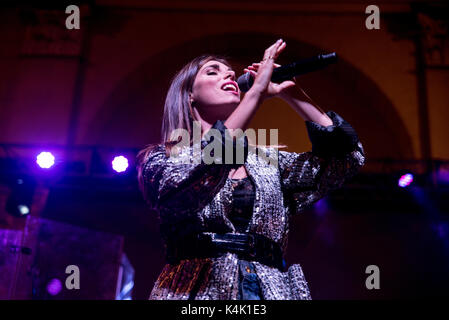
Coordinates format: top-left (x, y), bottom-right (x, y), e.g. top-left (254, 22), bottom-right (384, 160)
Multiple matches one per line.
top-left (190, 93), bottom-right (198, 107)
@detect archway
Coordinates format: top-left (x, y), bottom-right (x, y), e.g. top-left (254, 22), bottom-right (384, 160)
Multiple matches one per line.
top-left (86, 32), bottom-right (413, 160)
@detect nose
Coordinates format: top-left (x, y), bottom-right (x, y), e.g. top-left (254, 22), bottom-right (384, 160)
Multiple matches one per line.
top-left (225, 70), bottom-right (235, 80)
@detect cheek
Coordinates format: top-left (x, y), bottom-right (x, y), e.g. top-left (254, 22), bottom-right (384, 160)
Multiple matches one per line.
top-left (195, 80), bottom-right (219, 100)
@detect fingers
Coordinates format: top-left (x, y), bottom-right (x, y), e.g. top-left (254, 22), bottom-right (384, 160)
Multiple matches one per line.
top-left (243, 62), bottom-right (280, 74)
top-left (242, 39), bottom-right (287, 84)
top-left (266, 39), bottom-right (283, 52)
top-left (246, 70), bottom-right (257, 78)
top-left (279, 41), bottom-right (286, 52)
top-left (271, 42), bottom-right (286, 61)
top-left (278, 80), bottom-right (296, 91)
top-left (243, 67), bottom-right (257, 76)
top-left (263, 39), bottom-right (284, 61)
top-left (248, 62), bottom-right (280, 68)
top-left (272, 40), bottom-right (286, 57)
top-left (266, 80), bottom-right (296, 98)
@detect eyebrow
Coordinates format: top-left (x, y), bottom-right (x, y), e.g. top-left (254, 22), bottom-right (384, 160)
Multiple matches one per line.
top-left (203, 64), bottom-right (232, 72)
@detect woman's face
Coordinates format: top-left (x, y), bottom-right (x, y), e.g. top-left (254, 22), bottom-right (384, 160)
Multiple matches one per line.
top-left (190, 60), bottom-right (240, 121)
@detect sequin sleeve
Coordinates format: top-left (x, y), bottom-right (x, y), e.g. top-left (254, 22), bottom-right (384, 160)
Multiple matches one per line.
top-left (278, 111), bottom-right (365, 215)
top-left (142, 120), bottom-right (249, 218)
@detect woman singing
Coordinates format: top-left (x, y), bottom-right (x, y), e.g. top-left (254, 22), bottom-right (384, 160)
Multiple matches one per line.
top-left (137, 39), bottom-right (365, 300)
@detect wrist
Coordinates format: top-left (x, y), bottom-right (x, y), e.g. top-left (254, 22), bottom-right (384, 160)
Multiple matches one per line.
top-left (277, 87), bottom-right (295, 103)
top-left (246, 86), bottom-right (266, 102)
top-left (277, 90), bottom-right (290, 101)
top-left (281, 83), bottom-right (300, 97)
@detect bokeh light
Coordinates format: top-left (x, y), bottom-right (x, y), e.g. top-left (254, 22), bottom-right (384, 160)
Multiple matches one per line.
top-left (112, 156), bottom-right (129, 173)
top-left (17, 204), bottom-right (30, 216)
top-left (46, 278), bottom-right (63, 296)
top-left (398, 173), bottom-right (414, 188)
top-left (36, 151), bottom-right (55, 169)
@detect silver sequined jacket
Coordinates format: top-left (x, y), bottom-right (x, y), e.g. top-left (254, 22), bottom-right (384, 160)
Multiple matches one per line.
top-left (142, 111), bottom-right (366, 300)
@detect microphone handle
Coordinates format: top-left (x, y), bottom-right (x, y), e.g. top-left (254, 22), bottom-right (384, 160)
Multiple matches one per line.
top-left (237, 53), bottom-right (337, 92)
top-left (271, 52), bottom-right (338, 83)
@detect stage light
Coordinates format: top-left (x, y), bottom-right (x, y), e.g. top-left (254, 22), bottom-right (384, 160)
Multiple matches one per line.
top-left (314, 198), bottom-right (329, 217)
top-left (46, 278), bottom-right (63, 296)
top-left (6, 176), bottom-right (36, 217)
top-left (112, 156), bottom-right (129, 173)
top-left (17, 204), bottom-right (30, 216)
top-left (437, 165), bottom-right (449, 185)
top-left (398, 173), bottom-right (414, 188)
top-left (36, 151), bottom-right (55, 169)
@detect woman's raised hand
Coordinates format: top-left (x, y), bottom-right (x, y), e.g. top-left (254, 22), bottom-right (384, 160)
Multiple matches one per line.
top-left (244, 39), bottom-right (297, 100)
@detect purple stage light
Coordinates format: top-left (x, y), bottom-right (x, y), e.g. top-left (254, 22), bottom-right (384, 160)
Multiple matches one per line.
top-left (314, 198), bottom-right (329, 217)
top-left (435, 223), bottom-right (448, 239)
top-left (36, 151), bottom-right (55, 169)
top-left (46, 278), bottom-right (62, 296)
top-left (112, 156), bottom-right (129, 173)
top-left (437, 166), bottom-right (449, 184)
top-left (398, 173), bottom-right (414, 188)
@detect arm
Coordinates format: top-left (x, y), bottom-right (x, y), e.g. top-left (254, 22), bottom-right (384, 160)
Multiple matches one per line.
top-left (278, 111), bottom-right (365, 215)
top-left (142, 119), bottom-right (249, 221)
top-left (220, 39), bottom-right (288, 136)
top-left (243, 47), bottom-right (364, 214)
top-left (278, 81), bottom-right (361, 158)
top-left (143, 40), bottom-right (287, 223)
top-left (225, 89), bottom-right (263, 134)
top-left (278, 81), bottom-right (333, 127)
top-left (244, 59), bottom-right (333, 127)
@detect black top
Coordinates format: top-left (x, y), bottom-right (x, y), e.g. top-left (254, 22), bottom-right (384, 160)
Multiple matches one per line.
top-left (229, 176), bottom-right (255, 233)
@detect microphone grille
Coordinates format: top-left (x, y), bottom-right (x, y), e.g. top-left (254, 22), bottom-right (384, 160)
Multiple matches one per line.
top-left (237, 73), bottom-right (253, 93)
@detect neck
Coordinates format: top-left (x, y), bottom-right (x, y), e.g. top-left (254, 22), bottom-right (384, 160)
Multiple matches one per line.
top-left (192, 107), bottom-right (215, 139)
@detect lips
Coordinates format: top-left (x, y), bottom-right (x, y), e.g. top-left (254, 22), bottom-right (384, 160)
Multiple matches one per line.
top-left (221, 81), bottom-right (239, 94)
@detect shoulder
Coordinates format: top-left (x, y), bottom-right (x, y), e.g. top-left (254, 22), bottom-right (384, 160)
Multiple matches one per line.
top-left (143, 144), bottom-right (167, 164)
top-left (145, 142), bottom-right (205, 170)
top-left (140, 144), bottom-right (169, 178)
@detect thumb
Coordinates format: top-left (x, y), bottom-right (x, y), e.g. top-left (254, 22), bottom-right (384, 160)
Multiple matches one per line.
top-left (279, 80), bottom-right (296, 91)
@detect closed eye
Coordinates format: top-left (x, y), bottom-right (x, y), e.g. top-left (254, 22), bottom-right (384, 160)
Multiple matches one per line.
top-left (207, 72), bottom-right (217, 75)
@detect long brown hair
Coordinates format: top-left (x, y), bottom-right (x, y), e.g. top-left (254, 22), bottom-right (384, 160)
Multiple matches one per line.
top-left (136, 54), bottom-right (232, 196)
top-left (136, 54), bottom-right (289, 201)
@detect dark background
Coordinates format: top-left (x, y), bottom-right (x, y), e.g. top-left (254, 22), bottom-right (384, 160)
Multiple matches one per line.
top-left (0, 0), bottom-right (448, 299)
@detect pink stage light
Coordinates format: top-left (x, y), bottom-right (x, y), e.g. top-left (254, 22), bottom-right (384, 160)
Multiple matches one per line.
top-left (46, 278), bottom-right (62, 296)
top-left (398, 173), bottom-right (414, 188)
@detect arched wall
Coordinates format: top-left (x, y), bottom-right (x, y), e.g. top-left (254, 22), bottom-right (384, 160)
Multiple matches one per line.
top-left (85, 32), bottom-right (413, 160)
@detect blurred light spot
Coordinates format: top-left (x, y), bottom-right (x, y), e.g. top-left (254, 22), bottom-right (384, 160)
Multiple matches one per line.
top-left (398, 173), bottom-right (414, 188)
top-left (112, 156), bottom-right (129, 173)
top-left (314, 198), bottom-right (329, 217)
top-left (435, 223), bottom-right (448, 239)
top-left (18, 205), bottom-right (30, 216)
top-left (46, 278), bottom-right (62, 296)
top-left (437, 167), bottom-right (449, 184)
top-left (36, 151), bottom-right (55, 169)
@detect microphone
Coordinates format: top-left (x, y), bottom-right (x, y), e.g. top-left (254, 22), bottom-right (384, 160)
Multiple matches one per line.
top-left (237, 52), bottom-right (338, 92)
